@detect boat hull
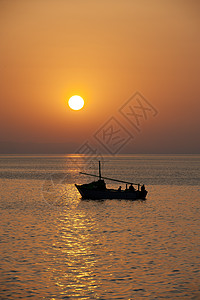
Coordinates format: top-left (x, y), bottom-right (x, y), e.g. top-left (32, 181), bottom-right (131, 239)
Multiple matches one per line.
top-left (75, 184), bottom-right (147, 200)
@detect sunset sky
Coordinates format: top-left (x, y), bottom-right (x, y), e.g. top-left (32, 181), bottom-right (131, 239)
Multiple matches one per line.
top-left (0, 0), bottom-right (199, 154)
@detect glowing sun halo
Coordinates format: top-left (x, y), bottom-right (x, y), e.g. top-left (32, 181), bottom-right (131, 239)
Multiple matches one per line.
top-left (68, 95), bottom-right (84, 111)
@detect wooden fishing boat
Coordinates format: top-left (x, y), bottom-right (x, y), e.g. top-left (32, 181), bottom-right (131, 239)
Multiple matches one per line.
top-left (75, 161), bottom-right (148, 200)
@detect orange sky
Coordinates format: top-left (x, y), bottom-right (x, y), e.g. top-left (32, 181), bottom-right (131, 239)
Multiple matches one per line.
top-left (0, 0), bottom-right (199, 153)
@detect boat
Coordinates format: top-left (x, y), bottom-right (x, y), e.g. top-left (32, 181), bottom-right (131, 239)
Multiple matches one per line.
top-left (75, 161), bottom-right (148, 200)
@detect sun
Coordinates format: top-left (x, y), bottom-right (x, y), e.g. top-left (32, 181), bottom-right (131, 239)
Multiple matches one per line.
top-left (68, 95), bottom-right (84, 111)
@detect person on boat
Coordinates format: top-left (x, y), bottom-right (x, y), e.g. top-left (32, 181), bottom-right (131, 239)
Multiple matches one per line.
top-left (129, 184), bottom-right (135, 191)
top-left (141, 184), bottom-right (145, 191)
top-left (118, 186), bottom-right (122, 191)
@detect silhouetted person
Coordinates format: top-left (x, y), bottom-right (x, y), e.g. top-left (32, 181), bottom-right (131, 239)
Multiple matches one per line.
top-left (118, 186), bottom-right (122, 191)
top-left (129, 184), bottom-right (135, 191)
top-left (141, 184), bottom-right (145, 191)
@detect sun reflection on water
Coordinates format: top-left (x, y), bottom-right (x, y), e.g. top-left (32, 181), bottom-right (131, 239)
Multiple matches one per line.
top-left (47, 210), bottom-right (101, 298)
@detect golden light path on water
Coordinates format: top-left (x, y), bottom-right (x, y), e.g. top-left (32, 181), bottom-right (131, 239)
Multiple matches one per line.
top-left (51, 212), bottom-right (100, 298)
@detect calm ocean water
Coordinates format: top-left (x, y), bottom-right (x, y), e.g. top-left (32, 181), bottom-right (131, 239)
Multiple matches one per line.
top-left (0, 154), bottom-right (199, 299)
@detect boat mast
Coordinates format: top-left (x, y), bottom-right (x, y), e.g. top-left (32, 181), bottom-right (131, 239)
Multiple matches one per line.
top-left (80, 171), bottom-right (139, 186)
top-left (99, 160), bottom-right (101, 180)
top-left (80, 161), bottom-right (140, 186)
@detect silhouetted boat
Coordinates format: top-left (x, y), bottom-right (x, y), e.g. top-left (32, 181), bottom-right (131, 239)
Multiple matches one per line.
top-left (75, 161), bottom-right (148, 200)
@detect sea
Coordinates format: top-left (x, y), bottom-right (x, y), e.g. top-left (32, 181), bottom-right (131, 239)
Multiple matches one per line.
top-left (0, 154), bottom-right (199, 299)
